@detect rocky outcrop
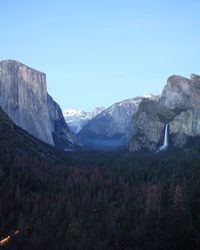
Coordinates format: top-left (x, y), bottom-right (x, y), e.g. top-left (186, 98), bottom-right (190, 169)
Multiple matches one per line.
top-left (129, 74), bottom-right (200, 152)
top-left (160, 75), bottom-right (200, 109)
top-left (129, 99), bottom-right (177, 151)
top-left (78, 95), bottom-right (158, 149)
top-left (0, 60), bottom-right (76, 149)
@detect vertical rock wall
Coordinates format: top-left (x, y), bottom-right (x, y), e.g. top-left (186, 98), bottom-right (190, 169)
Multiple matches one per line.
top-left (0, 60), bottom-right (75, 148)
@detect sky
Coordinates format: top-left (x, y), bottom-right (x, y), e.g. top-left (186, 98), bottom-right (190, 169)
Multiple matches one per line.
top-left (1, 0), bottom-right (200, 111)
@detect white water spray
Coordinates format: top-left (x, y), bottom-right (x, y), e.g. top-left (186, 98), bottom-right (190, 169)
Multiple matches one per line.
top-left (157, 124), bottom-right (169, 152)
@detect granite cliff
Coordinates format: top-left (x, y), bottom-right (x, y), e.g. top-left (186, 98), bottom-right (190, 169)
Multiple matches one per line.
top-left (0, 60), bottom-right (76, 150)
top-left (129, 74), bottom-right (200, 152)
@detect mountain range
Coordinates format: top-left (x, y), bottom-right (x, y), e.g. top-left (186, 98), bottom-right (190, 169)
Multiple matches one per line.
top-left (76, 94), bottom-right (158, 149)
top-left (63, 107), bottom-right (105, 133)
top-left (1, 59), bottom-right (200, 153)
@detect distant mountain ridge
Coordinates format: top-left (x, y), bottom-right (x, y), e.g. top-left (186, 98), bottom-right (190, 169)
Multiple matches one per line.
top-left (77, 94), bottom-right (159, 149)
top-left (63, 107), bottom-right (105, 133)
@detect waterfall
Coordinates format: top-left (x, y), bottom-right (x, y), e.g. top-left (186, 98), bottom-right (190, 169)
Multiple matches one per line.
top-left (157, 124), bottom-right (169, 152)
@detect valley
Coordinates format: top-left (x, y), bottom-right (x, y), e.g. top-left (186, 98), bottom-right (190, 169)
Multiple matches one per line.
top-left (0, 60), bottom-right (200, 250)
top-left (2, 1), bottom-right (200, 249)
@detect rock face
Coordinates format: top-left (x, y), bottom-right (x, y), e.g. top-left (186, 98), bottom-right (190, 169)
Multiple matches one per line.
top-left (129, 74), bottom-right (200, 152)
top-left (47, 94), bottom-right (77, 149)
top-left (0, 106), bottom-right (70, 163)
top-left (78, 95), bottom-right (158, 149)
top-left (170, 105), bottom-right (200, 146)
top-left (0, 60), bottom-right (76, 149)
top-left (160, 75), bottom-right (200, 109)
top-left (63, 107), bottom-right (105, 134)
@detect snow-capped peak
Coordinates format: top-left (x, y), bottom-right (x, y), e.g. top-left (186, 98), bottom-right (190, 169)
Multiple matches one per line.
top-left (63, 109), bottom-right (87, 118)
top-left (142, 93), bottom-right (155, 98)
top-left (63, 107), bottom-right (105, 134)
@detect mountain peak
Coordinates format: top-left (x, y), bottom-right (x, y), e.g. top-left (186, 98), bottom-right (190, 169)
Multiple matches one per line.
top-left (63, 107), bottom-right (105, 133)
top-left (142, 93), bottom-right (155, 98)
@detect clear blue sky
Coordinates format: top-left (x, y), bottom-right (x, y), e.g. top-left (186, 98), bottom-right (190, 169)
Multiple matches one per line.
top-left (1, 0), bottom-right (200, 111)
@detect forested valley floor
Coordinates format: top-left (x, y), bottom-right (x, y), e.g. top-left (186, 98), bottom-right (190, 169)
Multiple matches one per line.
top-left (0, 146), bottom-right (200, 250)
